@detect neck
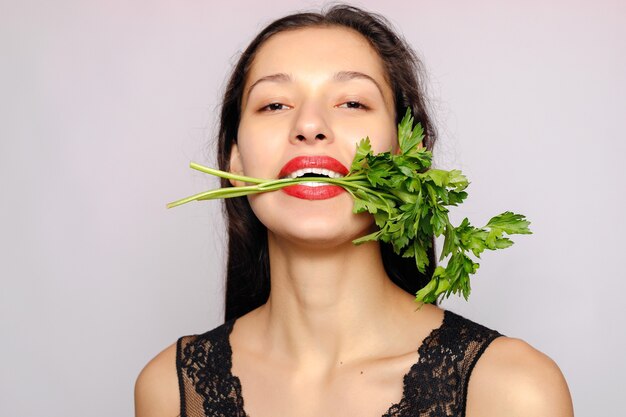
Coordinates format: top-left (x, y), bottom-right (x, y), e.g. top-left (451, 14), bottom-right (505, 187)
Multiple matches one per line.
top-left (254, 231), bottom-right (418, 373)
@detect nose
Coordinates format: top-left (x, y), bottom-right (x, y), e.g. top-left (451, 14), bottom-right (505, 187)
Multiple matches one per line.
top-left (290, 101), bottom-right (333, 144)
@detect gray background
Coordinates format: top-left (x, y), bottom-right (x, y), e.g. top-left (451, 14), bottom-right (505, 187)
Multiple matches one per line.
top-left (1, 0), bottom-right (624, 415)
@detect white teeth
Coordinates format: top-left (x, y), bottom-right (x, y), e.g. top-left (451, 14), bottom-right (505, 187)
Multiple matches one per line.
top-left (287, 168), bottom-right (344, 179)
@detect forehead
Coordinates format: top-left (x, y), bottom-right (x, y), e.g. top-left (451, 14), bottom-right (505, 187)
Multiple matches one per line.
top-left (245, 26), bottom-right (391, 94)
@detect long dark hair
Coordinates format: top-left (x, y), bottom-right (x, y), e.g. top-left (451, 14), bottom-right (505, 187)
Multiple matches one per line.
top-left (217, 5), bottom-right (438, 321)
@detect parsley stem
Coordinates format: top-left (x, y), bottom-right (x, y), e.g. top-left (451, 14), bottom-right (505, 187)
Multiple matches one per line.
top-left (190, 162), bottom-right (267, 184)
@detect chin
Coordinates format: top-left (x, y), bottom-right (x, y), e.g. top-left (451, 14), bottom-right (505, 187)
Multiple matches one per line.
top-left (281, 222), bottom-right (368, 248)
top-left (250, 193), bottom-right (375, 249)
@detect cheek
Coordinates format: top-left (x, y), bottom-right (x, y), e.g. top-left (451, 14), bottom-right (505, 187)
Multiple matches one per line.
top-left (236, 135), bottom-right (282, 178)
top-left (379, 125), bottom-right (399, 154)
top-left (338, 114), bottom-right (397, 153)
top-left (344, 125), bottom-right (397, 155)
top-left (371, 132), bottom-right (398, 154)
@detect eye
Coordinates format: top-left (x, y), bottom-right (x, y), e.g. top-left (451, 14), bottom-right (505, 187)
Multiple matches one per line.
top-left (260, 102), bottom-right (291, 112)
top-left (338, 101), bottom-right (369, 110)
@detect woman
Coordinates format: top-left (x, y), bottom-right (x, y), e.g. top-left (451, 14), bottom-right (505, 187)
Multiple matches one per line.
top-left (135, 5), bottom-right (573, 417)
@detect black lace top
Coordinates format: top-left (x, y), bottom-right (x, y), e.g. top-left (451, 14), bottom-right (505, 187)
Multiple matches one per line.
top-left (176, 310), bottom-right (502, 417)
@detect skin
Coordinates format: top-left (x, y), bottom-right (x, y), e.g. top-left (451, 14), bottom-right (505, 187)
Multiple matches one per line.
top-left (135, 27), bottom-right (574, 417)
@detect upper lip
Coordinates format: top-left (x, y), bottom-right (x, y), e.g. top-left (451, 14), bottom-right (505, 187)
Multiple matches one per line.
top-left (278, 155), bottom-right (349, 179)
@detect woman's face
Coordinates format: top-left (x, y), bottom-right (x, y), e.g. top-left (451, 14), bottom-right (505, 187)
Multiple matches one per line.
top-left (231, 26), bottom-right (397, 248)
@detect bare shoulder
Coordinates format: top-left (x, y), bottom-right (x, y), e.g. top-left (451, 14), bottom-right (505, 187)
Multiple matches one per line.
top-left (134, 341), bottom-right (180, 417)
top-left (466, 336), bottom-right (574, 417)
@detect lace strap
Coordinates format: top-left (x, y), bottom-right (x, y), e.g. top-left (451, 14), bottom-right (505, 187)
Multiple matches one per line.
top-left (386, 311), bottom-right (502, 417)
top-left (177, 320), bottom-right (245, 417)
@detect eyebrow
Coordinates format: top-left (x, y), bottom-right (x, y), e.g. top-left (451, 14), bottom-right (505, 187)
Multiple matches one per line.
top-left (244, 71), bottom-right (386, 105)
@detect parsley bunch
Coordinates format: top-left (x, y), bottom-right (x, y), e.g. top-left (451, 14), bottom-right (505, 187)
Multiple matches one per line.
top-left (167, 108), bottom-right (531, 304)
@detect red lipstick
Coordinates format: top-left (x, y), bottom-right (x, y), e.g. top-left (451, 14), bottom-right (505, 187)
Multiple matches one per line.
top-left (278, 156), bottom-right (349, 200)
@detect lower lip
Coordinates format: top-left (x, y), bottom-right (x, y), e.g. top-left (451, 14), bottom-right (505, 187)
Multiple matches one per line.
top-left (282, 184), bottom-right (345, 200)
